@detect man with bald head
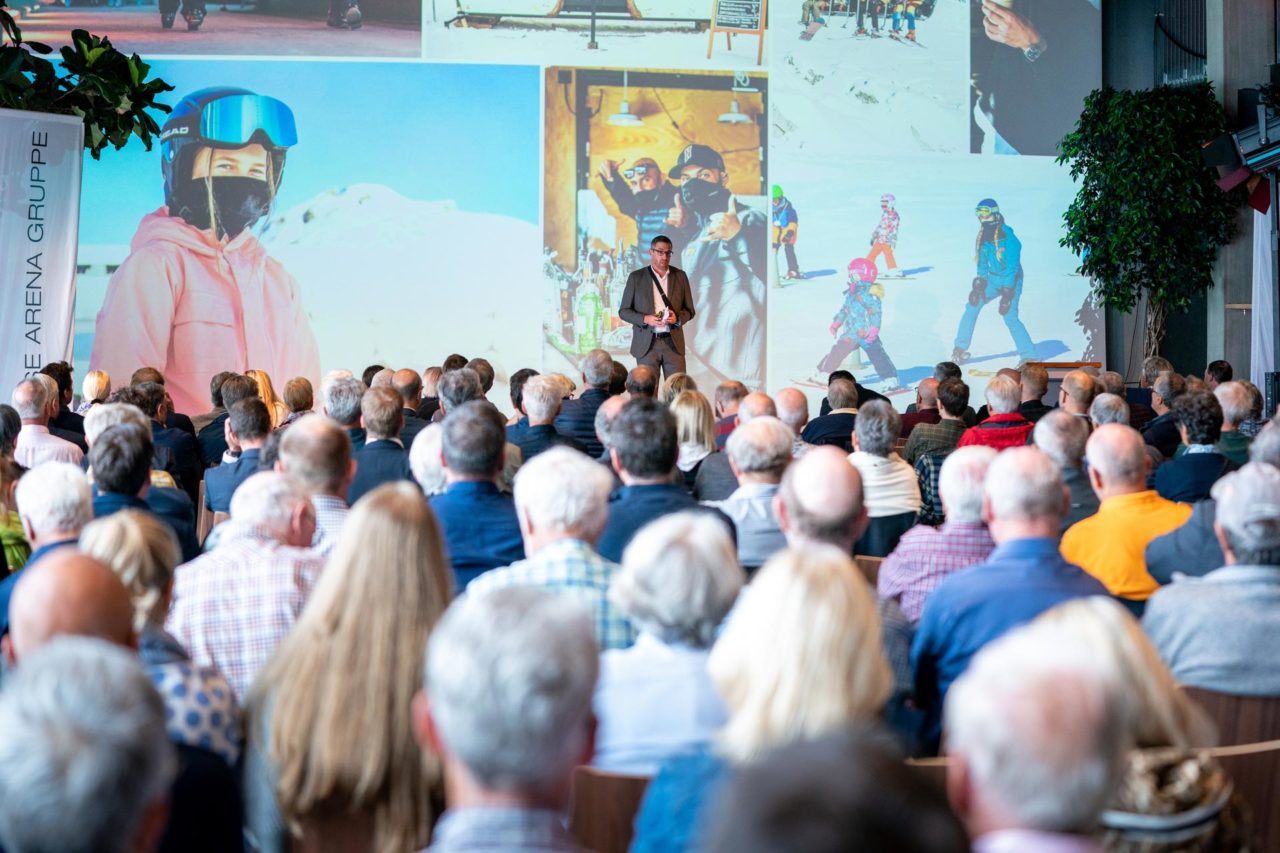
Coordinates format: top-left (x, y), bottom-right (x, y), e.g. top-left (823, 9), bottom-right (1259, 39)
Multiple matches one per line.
top-left (774, 388), bottom-right (811, 456)
top-left (1057, 370), bottom-right (1096, 421)
top-left (392, 368), bottom-right (429, 449)
top-left (773, 445), bottom-right (916, 742)
top-left (1060, 424), bottom-right (1192, 614)
top-left (278, 415), bottom-right (355, 557)
top-left (625, 366), bottom-right (658, 399)
top-left (900, 378), bottom-right (941, 439)
top-left (4, 551), bottom-right (134, 664)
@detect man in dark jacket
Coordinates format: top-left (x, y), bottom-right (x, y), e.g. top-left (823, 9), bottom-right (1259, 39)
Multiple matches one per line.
top-left (555, 349), bottom-right (613, 458)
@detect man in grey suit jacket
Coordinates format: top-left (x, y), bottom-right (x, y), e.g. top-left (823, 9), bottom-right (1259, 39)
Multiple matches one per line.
top-left (618, 234), bottom-right (695, 380)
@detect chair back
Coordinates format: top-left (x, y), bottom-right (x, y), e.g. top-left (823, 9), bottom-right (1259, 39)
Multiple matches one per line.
top-left (854, 554), bottom-right (883, 586)
top-left (569, 766), bottom-right (650, 853)
top-left (197, 480), bottom-right (215, 544)
top-left (1210, 739), bottom-right (1280, 851)
top-left (1182, 686), bottom-right (1280, 746)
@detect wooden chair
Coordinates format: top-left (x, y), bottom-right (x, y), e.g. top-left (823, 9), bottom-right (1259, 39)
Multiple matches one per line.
top-left (905, 756), bottom-right (949, 792)
top-left (1181, 686), bottom-right (1280, 746)
top-left (196, 481), bottom-right (214, 545)
top-left (854, 554), bottom-right (883, 586)
top-left (569, 766), bottom-right (650, 853)
top-left (1209, 738), bottom-right (1280, 851)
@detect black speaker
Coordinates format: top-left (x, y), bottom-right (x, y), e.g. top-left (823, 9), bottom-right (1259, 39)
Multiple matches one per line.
top-left (1266, 371), bottom-right (1280, 418)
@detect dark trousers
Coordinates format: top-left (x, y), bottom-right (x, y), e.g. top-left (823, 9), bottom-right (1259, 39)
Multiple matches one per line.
top-left (638, 334), bottom-right (686, 381)
top-left (818, 335), bottom-right (897, 380)
top-left (159, 0), bottom-right (204, 16)
top-left (779, 242), bottom-right (799, 274)
top-left (856, 0), bottom-right (879, 29)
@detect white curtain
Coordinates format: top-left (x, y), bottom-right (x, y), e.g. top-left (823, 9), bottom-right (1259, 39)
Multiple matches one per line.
top-left (1252, 208), bottom-right (1274, 391)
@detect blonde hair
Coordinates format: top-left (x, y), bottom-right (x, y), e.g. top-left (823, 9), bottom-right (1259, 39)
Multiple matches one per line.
top-left (81, 370), bottom-right (111, 405)
top-left (246, 369), bottom-right (284, 429)
top-left (709, 546), bottom-right (891, 763)
top-left (671, 390), bottom-right (715, 454)
top-left (661, 372), bottom-right (698, 406)
top-left (250, 483), bottom-right (453, 853)
top-left (1034, 597), bottom-right (1215, 749)
top-left (78, 510), bottom-right (181, 634)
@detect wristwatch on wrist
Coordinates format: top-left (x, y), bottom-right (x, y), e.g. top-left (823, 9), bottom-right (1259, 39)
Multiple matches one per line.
top-left (1023, 38), bottom-right (1045, 62)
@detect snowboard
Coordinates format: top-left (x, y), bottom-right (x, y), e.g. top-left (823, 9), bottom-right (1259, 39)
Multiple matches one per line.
top-left (799, 20), bottom-right (823, 39)
top-left (792, 377), bottom-right (910, 395)
top-left (967, 367), bottom-right (998, 378)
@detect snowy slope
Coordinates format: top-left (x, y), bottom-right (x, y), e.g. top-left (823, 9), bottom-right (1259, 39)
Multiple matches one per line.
top-left (261, 183), bottom-right (542, 388)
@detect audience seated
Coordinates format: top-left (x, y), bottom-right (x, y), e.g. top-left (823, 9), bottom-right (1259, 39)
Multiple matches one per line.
top-left (957, 375), bottom-right (1033, 451)
top-left (1141, 370), bottom-right (1186, 459)
top-left (0, 403), bottom-right (20, 459)
top-left (848, 400), bottom-right (921, 557)
top-left (555, 348), bottom-right (612, 457)
top-left (912, 447), bottom-right (1107, 752)
top-left (466, 358), bottom-right (496, 397)
top-left (85, 400), bottom-right (179, 489)
top-left (415, 366), bottom-right (443, 422)
top-left (1089, 391), bottom-right (1129, 428)
top-left (167, 471), bottom-right (323, 700)
top-left (694, 392), bottom-right (774, 501)
top-left (429, 401), bottom-right (525, 590)
top-left (277, 416), bottom-right (354, 557)
top-left (349, 387), bottom-right (414, 504)
top-left (1212, 380), bottom-right (1252, 465)
top-left (245, 483), bottom-right (451, 852)
top-left (1018, 365), bottom-right (1054, 423)
top-left (79, 510), bottom-right (241, 766)
top-left (711, 380), bottom-right (746, 447)
top-left (512, 375), bottom-right (586, 461)
top-left (320, 373), bottom-right (367, 452)
top-left (505, 367), bottom-right (539, 445)
top-left (278, 377), bottom-right (314, 430)
top-left (392, 369), bottom-right (430, 450)
top-left (626, 365), bottom-right (659, 399)
top-left (707, 728), bottom-right (969, 853)
top-left (78, 368), bottom-right (112, 415)
top-left (900, 377), bottom-right (941, 438)
top-left (204, 398), bottom-right (272, 513)
top-left (414, 586), bottom-right (597, 853)
top-left (672, 390), bottom-right (716, 492)
top-left (31, 373), bottom-right (88, 453)
top-left (631, 546), bottom-right (891, 852)
top-left (704, 417), bottom-right (792, 571)
top-left (39, 361), bottom-right (85, 436)
top-left (11, 377), bottom-right (83, 468)
top-left (192, 371), bottom-right (235, 437)
top-left (1057, 369), bottom-right (1097, 422)
top-left (6, 549), bottom-right (135, 660)
top-left (598, 398), bottom-right (734, 563)
top-left (408, 422), bottom-right (447, 498)
top-left (0, 462), bottom-right (93, 635)
top-left (1145, 462), bottom-right (1280, 695)
top-left (469, 446), bottom-right (636, 650)
top-left (943, 615), bottom-right (1129, 850)
top-left (800, 377), bottom-right (859, 452)
top-left (0, 638), bottom-right (176, 853)
top-left (198, 373), bottom-right (258, 466)
top-left (1154, 390), bottom-right (1237, 502)
top-left (1238, 379), bottom-right (1267, 437)
top-left (594, 512), bottom-right (743, 774)
top-left (0, 457), bottom-right (29, 574)
top-left (1033, 410), bottom-right (1099, 530)
top-left (879, 446), bottom-right (997, 622)
top-left (818, 369), bottom-right (890, 415)
top-left (434, 367), bottom-right (484, 422)
top-left (90, 423), bottom-right (200, 563)
top-left (1204, 358), bottom-right (1232, 391)
top-left (134, 381), bottom-right (201, 499)
top-left (1060, 424), bottom-right (1191, 611)
top-left (903, 377), bottom-right (971, 466)
top-left (774, 387), bottom-right (811, 456)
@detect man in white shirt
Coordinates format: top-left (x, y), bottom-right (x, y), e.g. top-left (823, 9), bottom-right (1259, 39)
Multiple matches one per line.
top-left (11, 378), bottom-right (83, 469)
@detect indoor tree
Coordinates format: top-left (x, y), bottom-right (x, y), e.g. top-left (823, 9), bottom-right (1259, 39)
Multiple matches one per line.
top-left (1, 0), bottom-right (172, 157)
top-left (1057, 82), bottom-right (1241, 357)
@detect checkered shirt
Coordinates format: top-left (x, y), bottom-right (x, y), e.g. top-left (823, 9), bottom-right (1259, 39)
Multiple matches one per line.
top-left (902, 419), bottom-right (967, 466)
top-left (878, 520), bottom-right (996, 622)
top-left (310, 495), bottom-right (349, 558)
top-left (467, 537), bottom-right (638, 650)
top-left (914, 453), bottom-right (947, 526)
top-left (166, 525), bottom-right (324, 701)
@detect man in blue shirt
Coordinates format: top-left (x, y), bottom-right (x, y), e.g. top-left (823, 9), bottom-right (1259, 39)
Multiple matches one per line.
top-left (555, 348), bottom-right (613, 458)
top-left (430, 401), bottom-right (525, 590)
top-left (204, 398), bottom-right (271, 514)
top-left (348, 387), bottom-right (414, 504)
top-left (912, 446), bottom-right (1107, 753)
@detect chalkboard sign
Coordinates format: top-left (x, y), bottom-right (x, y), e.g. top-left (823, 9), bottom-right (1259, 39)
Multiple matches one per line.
top-left (707, 0), bottom-right (766, 64)
top-left (713, 0), bottom-right (761, 31)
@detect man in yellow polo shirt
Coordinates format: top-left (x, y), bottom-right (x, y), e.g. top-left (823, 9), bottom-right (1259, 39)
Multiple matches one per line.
top-left (1060, 424), bottom-right (1192, 612)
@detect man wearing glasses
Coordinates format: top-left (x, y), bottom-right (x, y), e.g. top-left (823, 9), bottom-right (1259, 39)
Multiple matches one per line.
top-left (618, 235), bottom-right (695, 380)
top-left (597, 157), bottom-right (692, 260)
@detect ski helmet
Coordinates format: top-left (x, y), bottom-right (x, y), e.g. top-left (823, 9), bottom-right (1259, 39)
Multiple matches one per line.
top-left (160, 87), bottom-right (298, 211)
top-left (772, 184), bottom-right (784, 199)
top-left (848, 257), bottom-right (877, 284)
top-left (975, 198), bottom-right (1000, 218)
top-left (880, 193), bottom-right (895, 204)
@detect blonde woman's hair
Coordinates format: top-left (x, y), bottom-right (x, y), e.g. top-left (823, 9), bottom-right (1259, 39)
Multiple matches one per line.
top-left (709, 546), bottom-right (891, 763)
top-left (81, 370), bottom-right (111, 405)
top-left (250, 482), bottom-right (453, 853)
top-left (671, 390), bottom-right (715, 454)
top-left (661, 372), bottom-right (698, 406)
top-left (78, 510), bottom-right (181, 634)
top-left (246, 369), bottom-right (284, 428)
top-left (1034, 597), bottom-right (1215, 749)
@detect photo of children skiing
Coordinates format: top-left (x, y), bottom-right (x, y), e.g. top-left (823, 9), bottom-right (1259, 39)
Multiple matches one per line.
top-left (813, 257), bottom-right (902, 390)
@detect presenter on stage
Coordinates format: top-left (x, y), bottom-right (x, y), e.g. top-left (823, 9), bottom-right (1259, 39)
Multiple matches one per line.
top-left (89, 87), bottom-right (320, 417)
top-left (618, 235), bottom-right (695, 380)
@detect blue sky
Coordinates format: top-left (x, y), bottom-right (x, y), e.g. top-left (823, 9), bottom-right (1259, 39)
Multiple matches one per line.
top-left (80, 61), bottom-right (539, 243)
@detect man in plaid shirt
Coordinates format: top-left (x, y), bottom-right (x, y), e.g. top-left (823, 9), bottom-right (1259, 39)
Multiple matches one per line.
top-left (167, 471), bottom-right (323, 700)
top-left (879, 447), bottom-right (997, 622)
top-left (468, 446), bottom-right (637, 651)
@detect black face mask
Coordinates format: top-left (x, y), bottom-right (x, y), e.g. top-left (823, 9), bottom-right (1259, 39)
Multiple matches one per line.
top-left (680, 178), bottom-right (731, 218)
top-left (980, 221), bottom-right (999, 243)
top-left (174, 176), bottom-right (273, 239)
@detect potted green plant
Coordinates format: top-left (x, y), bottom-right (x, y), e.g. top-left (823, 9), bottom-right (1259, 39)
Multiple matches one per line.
top-left (1, 0), bottom-right (172, 157)
top-left (1057, 82), bottom-right (1242, 358)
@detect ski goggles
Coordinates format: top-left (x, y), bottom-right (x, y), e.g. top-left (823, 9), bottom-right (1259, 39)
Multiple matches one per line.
top-left (623, 161), bottom-right (658, 179)
top-left (974, 204), bottom-right (999, 219)
top-left (199, 94), bottom-right (298, 148)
